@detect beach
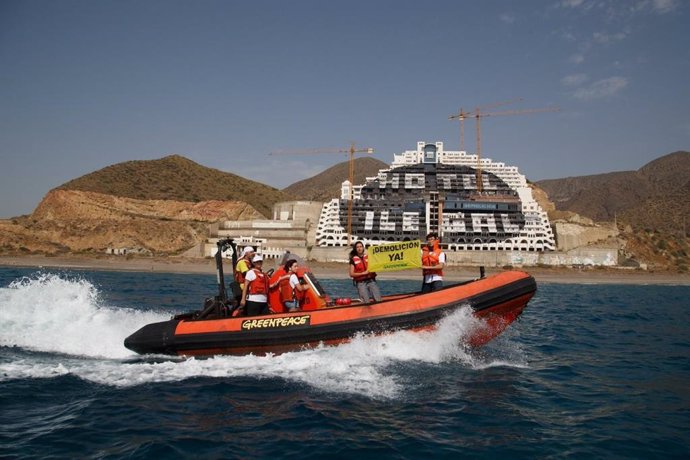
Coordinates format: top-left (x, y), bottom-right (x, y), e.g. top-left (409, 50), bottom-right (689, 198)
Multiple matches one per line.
top-left (0, 254), bottom-right (687, 285)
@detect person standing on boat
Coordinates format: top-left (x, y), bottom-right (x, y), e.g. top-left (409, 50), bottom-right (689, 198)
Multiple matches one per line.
top-left (240, 254), bottom-right (269, 316)
top-left (349, 241), bottom-right (382, 303)
top-left (234, 246), bottom-right (255, 284)
top-left (421, 232), bottom-right (445, 293)
top-left (277, 259), bottom-right (309, 312)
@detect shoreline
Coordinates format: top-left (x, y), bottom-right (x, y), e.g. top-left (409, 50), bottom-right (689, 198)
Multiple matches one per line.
top-left (0, 255), bottom-right (688, 285)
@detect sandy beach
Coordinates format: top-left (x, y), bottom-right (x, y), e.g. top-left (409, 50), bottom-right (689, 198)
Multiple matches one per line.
top-left (0, 254), bottom-right (687, 285)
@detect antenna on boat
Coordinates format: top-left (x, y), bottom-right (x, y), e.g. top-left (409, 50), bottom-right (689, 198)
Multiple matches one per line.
top-left (215, 238), bottom-right (236, 303)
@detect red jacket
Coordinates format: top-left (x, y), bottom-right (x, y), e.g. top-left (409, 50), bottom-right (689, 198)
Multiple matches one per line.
top-left (247, 269), bottom-right (268, 296)
top-left (351, 254), bottom-right (376, 282)
top-left (422, 243), bottom-right (444, 277)
top-left (279, 274), bottom-right (305, 303)
top-left (234, 258), bottom-right (252, 284)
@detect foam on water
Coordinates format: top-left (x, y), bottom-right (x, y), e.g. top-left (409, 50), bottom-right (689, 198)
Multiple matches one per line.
top-left (0, 273), bottom-right (167, 359)
top-left (0, 274), bottom-right (526, 399)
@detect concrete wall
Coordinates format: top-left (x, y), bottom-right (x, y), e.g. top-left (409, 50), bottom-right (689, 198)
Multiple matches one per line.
top-left (552, 220), bottom-right (619, 251)
top-left (201, 201), bottom-right (323, 259)
top-left (538, 247), bottom-right (618, 267)
top-left (310, 246), bottom-right (352, 263)
top-left (217, 227), bottom-right (307, 241)
top-left (272, 201), bottom-right (324, 224)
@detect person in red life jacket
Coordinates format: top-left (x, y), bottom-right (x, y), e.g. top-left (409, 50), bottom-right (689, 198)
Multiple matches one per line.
top-left (421, 232), bottom-right (445, 293)
top-left (239, 254), bottom-right (270, 316)
top-left (234, 246), bottom-right (255, 284)
top-left (277, 259), bottom-right (309, 312)
top-left (349, 241), bottom-right (382, 303)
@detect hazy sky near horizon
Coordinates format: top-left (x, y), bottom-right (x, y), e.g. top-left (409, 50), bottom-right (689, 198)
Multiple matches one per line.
top-left (1, 0), bottom-right (689, 218)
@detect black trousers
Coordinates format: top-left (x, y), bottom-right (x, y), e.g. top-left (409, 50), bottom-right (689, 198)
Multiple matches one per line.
top-left (421, 280), bottom-right (443, 293)
top-left (245, 300), bottom-right (269, 316)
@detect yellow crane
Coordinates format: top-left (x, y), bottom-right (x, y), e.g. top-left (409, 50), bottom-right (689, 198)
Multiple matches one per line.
top-left (450, 101), bottom-right (558, 192)
top-left (270, 143), bottom-right (374, 244)
top-left (449, 98), bottom-right (523, 151)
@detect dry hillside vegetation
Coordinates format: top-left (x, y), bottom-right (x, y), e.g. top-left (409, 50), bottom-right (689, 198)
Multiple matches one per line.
top-left (59, 154), bottom-right (291, 218)
top-left (538, 151), bottom-right (690, 271)
top-left (282, 157), bottom-right (389, 201)
top-left (1, 190), bottom-right (263, 255)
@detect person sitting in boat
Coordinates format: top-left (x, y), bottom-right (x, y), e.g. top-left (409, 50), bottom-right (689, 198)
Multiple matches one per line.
top-left (349, 241), bottom-right (382, 303)
top-left (421, 232), bottom-right (445, 293)
top-left (239, 254), bottom-right (269, 316)
top-left (234, 246), bottom-right (255, 284)
top-left (277, 259), bottom-right (309, 312)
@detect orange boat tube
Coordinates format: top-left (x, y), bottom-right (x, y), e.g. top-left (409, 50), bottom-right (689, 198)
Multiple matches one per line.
top-left (124, 270), bottom-right (536, 356)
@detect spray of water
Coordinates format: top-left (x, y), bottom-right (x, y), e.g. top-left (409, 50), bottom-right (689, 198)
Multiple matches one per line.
top-left (0, 274), bottom-right (526, 398)
top-left (0, 273), bottom-right (167, 359)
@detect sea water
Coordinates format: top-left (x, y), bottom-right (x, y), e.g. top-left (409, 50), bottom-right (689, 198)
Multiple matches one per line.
top-left (0, 267), bottom-right (688, 458)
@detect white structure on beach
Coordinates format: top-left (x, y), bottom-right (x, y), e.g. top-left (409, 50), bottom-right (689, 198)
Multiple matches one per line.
top-left (198, 141), bottom-right (618, 267)
top-left (315, 141), bottom-right (556, 251)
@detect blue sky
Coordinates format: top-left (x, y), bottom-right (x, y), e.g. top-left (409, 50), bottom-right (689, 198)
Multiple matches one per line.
top-left (1, 0), bottom-right (688, 218)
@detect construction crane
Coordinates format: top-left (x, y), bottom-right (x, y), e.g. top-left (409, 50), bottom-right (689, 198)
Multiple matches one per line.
top-left (450, 101), bottom-right (558, 192)
top-left (270, 143), bottom-right (374, 244)
top-left (449, 98), bottom-right (523, 151)
top-left (448, 108), bottom-right (473, 151)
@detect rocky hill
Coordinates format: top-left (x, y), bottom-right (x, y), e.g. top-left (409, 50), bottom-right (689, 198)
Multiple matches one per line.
top-left (537, 151), bottom-right (690, 271)
top-left (58, 154), bottom-right (291, 218)
top-left (1, 190), bottom-right (262, 255)
top-left (283, 157), bottom-right (389, 201)
top-left (537, 151), bottom-right (689, 223)
top-left (0, 155), bottom-right (287, 255)
top-left (0, 154), bottom-right (387, 256)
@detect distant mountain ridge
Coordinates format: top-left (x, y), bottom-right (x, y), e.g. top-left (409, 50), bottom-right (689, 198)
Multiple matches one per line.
top-left (58, 154), bottom-right (291, 218)
top-left (536, 151), bottom-right (689, 228)
top-left (282, 157), bottom-right (389, 201)
top-left (1, 150), bottom-right (687, 271)
top-left (537, 151), bottom-right (689, 271)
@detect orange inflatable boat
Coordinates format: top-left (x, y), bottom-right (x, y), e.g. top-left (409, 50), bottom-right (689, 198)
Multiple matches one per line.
top-left (124, 239), bottom-right (536, 356)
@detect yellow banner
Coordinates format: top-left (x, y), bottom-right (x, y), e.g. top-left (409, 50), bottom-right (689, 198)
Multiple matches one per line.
top-left (368, 240), bottom-right (422, 272)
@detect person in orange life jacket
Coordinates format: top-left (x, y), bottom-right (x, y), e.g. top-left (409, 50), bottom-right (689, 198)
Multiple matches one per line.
top-left (349, 241), bottom-right (382, 303)
top-left (234, 246), bottom-right (255, 284)
top-left (277, 259), bottom-right (309, 312)
top-left (239, 254), bottom-right (270, 316)
top-left (421, 232), bottom-right (445, 293)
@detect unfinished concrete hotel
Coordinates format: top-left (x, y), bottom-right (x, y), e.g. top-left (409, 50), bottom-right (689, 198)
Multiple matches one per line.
top-left (316, 141), bottom-right (555, 251)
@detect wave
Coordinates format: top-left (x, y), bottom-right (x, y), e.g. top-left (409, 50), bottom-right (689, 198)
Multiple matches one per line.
top-left (0, 272), bottom-right (167, 359)
top-left (0, 273), bottom-right (527, 399)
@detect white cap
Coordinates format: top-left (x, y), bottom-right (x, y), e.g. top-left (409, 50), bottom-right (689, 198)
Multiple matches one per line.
top-left (241, 246), bottom-right (255, 256)
top-left (252, 254), bottom-right (263, 263)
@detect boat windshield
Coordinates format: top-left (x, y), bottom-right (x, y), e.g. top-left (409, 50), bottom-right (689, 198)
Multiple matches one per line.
top-left (302, 272), bottom-right (326, 298)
